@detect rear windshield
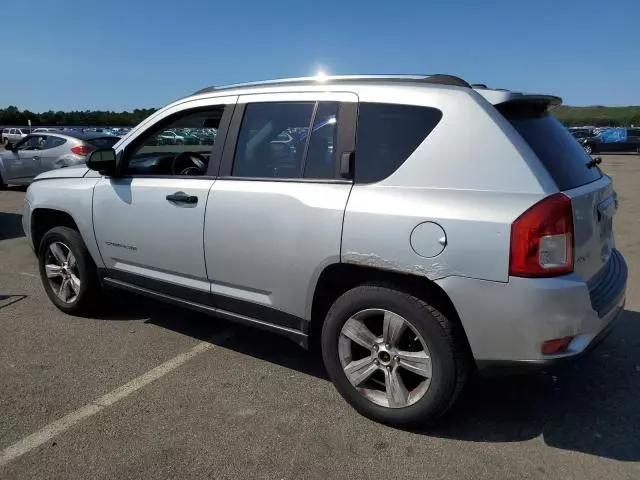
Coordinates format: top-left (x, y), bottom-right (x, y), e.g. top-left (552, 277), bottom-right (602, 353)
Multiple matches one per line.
top-left (500, 104), bottom-right (601, 190)
top-left (87, 136), bottom-right (120, 148)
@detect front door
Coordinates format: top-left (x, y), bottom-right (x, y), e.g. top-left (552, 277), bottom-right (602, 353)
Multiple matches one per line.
top-left (92, 98), bottom-right (236, 302)
top-left (4, 135), bottom-right (46, 182)
top-left (204, 92), bottom-right (357, 325)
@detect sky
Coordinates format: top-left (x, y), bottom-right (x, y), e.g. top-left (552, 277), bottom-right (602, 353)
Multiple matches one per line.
top-left (3, 0), bottom-right (639, 112)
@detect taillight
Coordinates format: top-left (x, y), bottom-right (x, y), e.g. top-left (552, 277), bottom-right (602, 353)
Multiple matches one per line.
top-left (70, 145), bottom-right (94, 156)
top-left (509, 193), bottom-right (574, 277)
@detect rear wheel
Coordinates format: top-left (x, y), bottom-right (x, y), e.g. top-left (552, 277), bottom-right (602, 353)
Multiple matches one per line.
top-left (584, 143), bottom-right (593, 154)
top-left (321, 285), bottom-right (468, 426)
top-left (38, 226), bottom-right (101, 315)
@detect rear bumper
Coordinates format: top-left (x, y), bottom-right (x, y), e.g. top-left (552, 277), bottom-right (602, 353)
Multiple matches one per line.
top-left (436, 250), bottom-right (627, 369)
top-left (476, 305), bottom-right (621, 375)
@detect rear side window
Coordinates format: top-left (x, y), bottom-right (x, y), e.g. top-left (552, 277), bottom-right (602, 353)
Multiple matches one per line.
top-left (355, 103), bottom-right (442, 183)
top-left (501, 105), bottom-right (601, 190)
top-left (87, 136), bottom-right (120, 148)
top-left (44, 136), bottom-right (66, 149)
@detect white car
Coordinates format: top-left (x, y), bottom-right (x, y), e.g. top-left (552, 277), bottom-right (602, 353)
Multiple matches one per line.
top-left (155, 130), bottom-right (185, 145)
top-left (22, 73), bottom-right (627, 426)
top-left (2, 127), bottom-right (30, 144)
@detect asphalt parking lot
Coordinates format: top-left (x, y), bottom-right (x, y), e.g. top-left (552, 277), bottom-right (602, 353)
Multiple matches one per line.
top-left (1, 155), bottom-right (639, 479)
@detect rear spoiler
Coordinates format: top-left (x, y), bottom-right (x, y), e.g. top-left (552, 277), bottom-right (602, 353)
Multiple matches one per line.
top-left (476, 89), bottom-right (563, 108)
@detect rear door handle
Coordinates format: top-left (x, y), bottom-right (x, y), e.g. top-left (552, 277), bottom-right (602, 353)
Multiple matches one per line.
top-left (166, 191), bottom-right (198, 204)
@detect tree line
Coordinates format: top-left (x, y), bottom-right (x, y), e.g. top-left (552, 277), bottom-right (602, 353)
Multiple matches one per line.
top-left (553, 105), bottom-right (640, 127)
top-left (0, 105), bottom-right (158, 127)
top-left (1, 104), bottom-right (639, 128)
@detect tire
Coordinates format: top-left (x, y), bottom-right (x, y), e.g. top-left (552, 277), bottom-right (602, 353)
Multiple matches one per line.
top-left (321, 285), bottom-right (468, 426)
top-left (584, 143), bottom-right (593, 155)
top-left (38, 226), bottom-right (101, 315)
top-left (0, 172), bottom-right (7, 190)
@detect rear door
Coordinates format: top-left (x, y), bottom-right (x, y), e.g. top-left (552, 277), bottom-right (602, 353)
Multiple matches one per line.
top-left (38, 135), bottom-right (69, 173)
top-left (501, 106), bottom-right (617, 283)
top-left (204, 92), bottom-right (357, 325)
top-left (626, 129), bottom-right (640, 153)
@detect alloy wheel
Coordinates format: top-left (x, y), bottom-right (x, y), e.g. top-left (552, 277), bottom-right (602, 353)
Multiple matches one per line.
top-left (338, 308), bottom-right (433, 408)
top-left (44, 241), bottom-right (81, 304)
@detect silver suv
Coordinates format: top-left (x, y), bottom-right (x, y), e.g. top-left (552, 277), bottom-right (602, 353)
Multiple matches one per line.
top-left (22, 74), bottom-right (627, 425)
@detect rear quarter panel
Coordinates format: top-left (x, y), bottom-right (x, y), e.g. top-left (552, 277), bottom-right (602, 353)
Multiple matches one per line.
top-left (343, 86), bottom-right (554, 283)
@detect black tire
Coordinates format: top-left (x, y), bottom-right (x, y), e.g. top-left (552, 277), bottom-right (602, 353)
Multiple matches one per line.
top-left (0, 172), bottom-right (7, 190)
top-left (584, 143), bottom-right (594, 155)
top-left (321, 285), bottom-right (468, 426)
top-left (38, 226), bottom-right (101, 315)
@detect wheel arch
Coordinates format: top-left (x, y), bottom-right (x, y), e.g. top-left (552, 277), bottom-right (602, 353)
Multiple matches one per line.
top-left (309, 263), bottom-right (473, 360)
top-left (31, 208), bottom-right (81, 253)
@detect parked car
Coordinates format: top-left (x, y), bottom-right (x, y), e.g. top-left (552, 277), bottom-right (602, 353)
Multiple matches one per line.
top-left (155, 130), bottom-right (185, 145)
top-left (2, 127), bottom-right (31, 144)
top-left (569, 128), bottom-right (594, 140)
top-left (0, 131), bottom-right (120, 187)
top-left (580, 128), bottom-right (640, 154)
top-left (22, 74), bottom-right (627, 426)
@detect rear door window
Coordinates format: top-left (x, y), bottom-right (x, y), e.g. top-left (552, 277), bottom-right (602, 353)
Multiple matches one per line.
top-left (44, 136), bottom-right (67, 149)
top-left (500, 106), bottom-right (601, 190)
top-left (232, 102), bottom-right (315, 179)
top-left (303, 102), bottom-right (339, 179)
top-left (354, 103), bottom-right (443, 183)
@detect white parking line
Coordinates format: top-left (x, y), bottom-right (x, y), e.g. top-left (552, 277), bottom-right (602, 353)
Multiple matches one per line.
top-left (18, 272), bottom-right (37, 278)
top-left (0, 341), bottom-right (213, 467)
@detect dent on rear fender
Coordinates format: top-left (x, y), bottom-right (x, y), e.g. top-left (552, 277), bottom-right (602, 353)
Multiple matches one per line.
top-left (342, 252), bottom-right (458, 280)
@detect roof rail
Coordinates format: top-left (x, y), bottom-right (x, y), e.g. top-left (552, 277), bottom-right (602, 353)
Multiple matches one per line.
top-left (191, 73), bottom-right (472, 96)
top-left (420, 74), bottom-right (472, 88)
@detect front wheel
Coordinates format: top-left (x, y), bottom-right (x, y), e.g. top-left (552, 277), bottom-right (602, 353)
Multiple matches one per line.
top-left (321, 285), bottom-right (468, 426)
top-left (584, 143), bottom-right (594, 154)
top-left (38, 226), bottom-right (101, 315)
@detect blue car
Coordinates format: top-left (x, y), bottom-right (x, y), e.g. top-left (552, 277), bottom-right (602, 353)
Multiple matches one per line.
top-left (580, 127), bottom-right (640, 154)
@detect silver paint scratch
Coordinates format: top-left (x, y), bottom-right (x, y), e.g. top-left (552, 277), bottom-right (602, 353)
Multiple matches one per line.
top-left (343, 252), bottom-right (453, 280)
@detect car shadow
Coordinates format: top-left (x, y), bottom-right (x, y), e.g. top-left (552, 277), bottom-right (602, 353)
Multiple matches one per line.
top-left (0, 213), bottom-right (25, 240)
top-left (417, 309), bottom-right (640, 461)
top-left (94, 294), bottom-right (640, 461)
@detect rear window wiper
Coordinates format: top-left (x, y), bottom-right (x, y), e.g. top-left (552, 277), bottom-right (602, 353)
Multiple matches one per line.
top-left (586, 156), bottom-right (602, 169)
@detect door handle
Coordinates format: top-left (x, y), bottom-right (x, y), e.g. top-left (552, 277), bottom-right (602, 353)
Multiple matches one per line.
top-left (166, 191), bottom-right (198, 204)
top-left (33, 156), bottom-right (40, 161)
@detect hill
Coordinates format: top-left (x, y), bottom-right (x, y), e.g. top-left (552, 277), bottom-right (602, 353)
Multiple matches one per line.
top-left (553, 105), bottom-right (640, 127)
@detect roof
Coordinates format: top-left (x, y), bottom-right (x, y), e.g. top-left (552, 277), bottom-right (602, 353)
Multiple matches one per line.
top-left (47, 131), bottom-right (121, 141)
top-left (190, 73), bottom-right (562, 106)
top-left (192, 74), bottom-right (472, 95)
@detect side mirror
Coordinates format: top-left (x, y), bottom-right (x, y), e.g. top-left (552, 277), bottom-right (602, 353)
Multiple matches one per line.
top-left (4, 142), bottom-right (14, 151)
top-left (86, 148), bottom-right (117, 175)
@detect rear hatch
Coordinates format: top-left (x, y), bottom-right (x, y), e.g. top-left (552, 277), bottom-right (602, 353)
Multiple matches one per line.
top-left (499, 100), bottom-right (624, 310)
